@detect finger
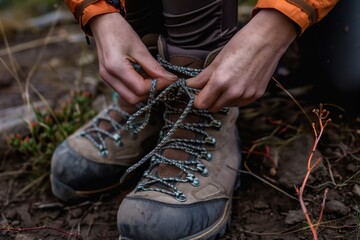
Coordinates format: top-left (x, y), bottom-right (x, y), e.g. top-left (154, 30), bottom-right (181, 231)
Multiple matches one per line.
top-left (193, 81), bottom-right (223, 110)
top-left (135, 51), bottom-right (178, 81)
top-left (186, 67), bottom-right (213, 89)
top-left (101, 70), bottom-right (148, 104)
top-left (155, 77), bottom-right (178, 91)
top-left (209, 93), bottom-right (258, 112)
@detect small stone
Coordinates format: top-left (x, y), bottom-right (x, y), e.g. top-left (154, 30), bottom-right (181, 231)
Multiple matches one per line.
top-left (347, 163), bottom-right (360, 173)
top-left (5, 209), bottom-right (17, 220)
top-left (285, 210), bottom-right (305, 225)
top-left (47, 210), bottom-right (61, 220)
top-left (70, 208), bottom-right (83, 218)
top-left (11, 220), bottom-right (20, 226)
top-left (352, 184), bottom-right (360, 198)
top-left (0, 218), bottom-right (8, 226)
top-left (15, 234), bottom-right (33, 240)
top-left (269, 167), bottom-right (277, 176)
top-left (253, 200), bottom-right (269, 210)
top-left (324, 200), bottom-right (349, 217)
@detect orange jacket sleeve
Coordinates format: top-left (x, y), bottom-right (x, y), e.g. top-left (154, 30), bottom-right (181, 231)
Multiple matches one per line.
top-left (66, 0), bottom-right (338, 35)
top-left (64, 0), bottom-right (125, 34)
top-left (254, 0), bottom-right (339, 34)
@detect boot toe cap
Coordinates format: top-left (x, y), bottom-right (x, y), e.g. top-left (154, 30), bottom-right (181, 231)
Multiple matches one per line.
top-left (117, 196), bottom-right (230, 240)
top-left (50, 140), bottom-right (126, 201)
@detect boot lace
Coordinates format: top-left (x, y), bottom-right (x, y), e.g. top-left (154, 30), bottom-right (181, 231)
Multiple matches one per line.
top-left (121, 56), bottom-right (226, 202)
top-left (79, 95), bottom-right (146, 157)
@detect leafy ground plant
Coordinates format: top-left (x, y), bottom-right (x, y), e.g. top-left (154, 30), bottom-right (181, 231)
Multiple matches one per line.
top-left (6, 90), bottom-right (96, 178)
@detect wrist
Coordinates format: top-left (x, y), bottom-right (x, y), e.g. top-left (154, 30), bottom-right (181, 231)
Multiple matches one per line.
top-left (247, 9), bottom-right (297, 52)
top-left (89, 12), bottom-right (130, 43)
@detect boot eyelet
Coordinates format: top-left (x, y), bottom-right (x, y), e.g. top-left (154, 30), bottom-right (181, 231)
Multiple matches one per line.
top-left (205, 136), bottom-right (217, 145)
top-left (113, 133), bottom-right (123, 146)
top-left (196, 164), bottom-right (208, 176)
top-left (210, 120), bottom-right (222, 129)
top-left (220, 107), bottom-right (230, 115)
top-left (175, 191), bottom-right (187, 202)
top-left (99, 145), bottom-right (108, 157)
top-left (201, 151), bottom-right (212, 161)
top-left (192, 178), bottom-right (200, 187)
top-left (186, 173), bottom-right (200, 187)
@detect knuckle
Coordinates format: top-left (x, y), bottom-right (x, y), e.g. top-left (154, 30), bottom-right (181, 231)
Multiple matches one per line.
top-left (125, 95), bottom-right (140, 105)
top-left (196, 99), bottom-right (209, 110)
top-left (133, 85), bottom-right (147, 96)
top-left (99, 66), bottom-right (107, 78)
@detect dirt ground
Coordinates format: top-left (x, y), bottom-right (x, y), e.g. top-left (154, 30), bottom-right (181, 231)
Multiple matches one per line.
top-left (1, 8), bottom-right (360, 240)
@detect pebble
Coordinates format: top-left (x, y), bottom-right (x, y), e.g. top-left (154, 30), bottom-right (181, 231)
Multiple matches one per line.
top-left (70, 208), bottom-right (83, 218)
top-left (285, 209), bottom-right (305, 225)
top-left (15, 234), bottom-right (33, 240)
top-left (324, 200), bottom-right (349, 217)
top-left (253, 200), bottom-right (269, 210)
top-left (11, 220), bottom-right (20, 226)
top-left (352, 184), bottom-right (360, 198)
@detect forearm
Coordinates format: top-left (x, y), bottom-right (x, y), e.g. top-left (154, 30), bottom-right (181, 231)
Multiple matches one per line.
top-left (239, 9), bottom-right (297, 57)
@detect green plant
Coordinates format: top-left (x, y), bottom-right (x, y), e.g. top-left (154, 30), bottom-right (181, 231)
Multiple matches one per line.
top-left (7, 90), bottom-right (96, 177)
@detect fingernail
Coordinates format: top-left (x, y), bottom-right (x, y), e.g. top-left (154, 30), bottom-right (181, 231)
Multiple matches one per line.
top-left (164, 70), bottom-right (178, 79)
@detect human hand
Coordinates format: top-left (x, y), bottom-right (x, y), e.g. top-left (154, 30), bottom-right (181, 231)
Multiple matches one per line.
top-left (187, 9), bottom-right (297, 112)
top-left (89, 13), bottom-right (177, 104)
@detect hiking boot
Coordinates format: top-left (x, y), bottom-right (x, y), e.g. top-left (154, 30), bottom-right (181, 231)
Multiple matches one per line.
top-left (50, 34), bottom-right (164, 203)
top-left (117, 36), bottom-right (242, 240)
top-left (50, 96), bottom-right (164, 202)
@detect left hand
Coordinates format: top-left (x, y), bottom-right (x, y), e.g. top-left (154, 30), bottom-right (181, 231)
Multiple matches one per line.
top-left (187, 9), bottom-right (297, 112)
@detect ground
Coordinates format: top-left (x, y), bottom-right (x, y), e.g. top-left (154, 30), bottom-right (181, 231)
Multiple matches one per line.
top-left (0, 4), bottom-right (359, 240)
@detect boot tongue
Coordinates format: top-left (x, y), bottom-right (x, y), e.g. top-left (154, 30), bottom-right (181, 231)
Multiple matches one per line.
top-left (156, 38), bottom-right (208, 178)
top-left (159, 112), bottom-right (201, 178)
top-left (157, 35), bottom-right (208, 69)
top-left (87, 98), bottom-right (138, 142)
top-left (165, 44), bottom-right (208, 69)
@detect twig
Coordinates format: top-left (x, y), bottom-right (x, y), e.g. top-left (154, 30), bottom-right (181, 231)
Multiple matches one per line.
top-left (316, 188), bottom-right (329, 230)
top-left (231, 162), bottom-right (298, 201)
top-left (14, 172), bottom-right (49, 198)
top-left (272, 77), bottom-right (313, 126)
top-left (0, 225), bottom-right (84, 239)
top-left (0, 170), bottom-right (29, 178)
top-left (325, 157), bottom-right (337, 185)
top-left (295, 104), bottom-right (331, 240)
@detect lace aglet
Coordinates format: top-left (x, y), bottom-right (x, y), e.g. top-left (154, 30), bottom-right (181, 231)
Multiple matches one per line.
top-left (120, 172), bottom-right (129, 184)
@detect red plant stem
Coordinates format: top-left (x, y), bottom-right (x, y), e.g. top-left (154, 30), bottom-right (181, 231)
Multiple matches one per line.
top-left (297, 106), bottom-right (330, 240)
top-left (297, 169), bottom-right (319, 240)
top-left (316, 188), bottom-right (329, 230)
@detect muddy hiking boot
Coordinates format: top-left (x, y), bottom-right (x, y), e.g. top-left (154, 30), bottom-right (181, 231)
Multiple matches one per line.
top-left (50, 96), bottom-right (164, 202)
top-left (117, 36), bottom-right (242, 240)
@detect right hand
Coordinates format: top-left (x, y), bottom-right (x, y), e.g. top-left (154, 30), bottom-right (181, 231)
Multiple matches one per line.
top-left (89, 13), bottom-right (177, 104)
